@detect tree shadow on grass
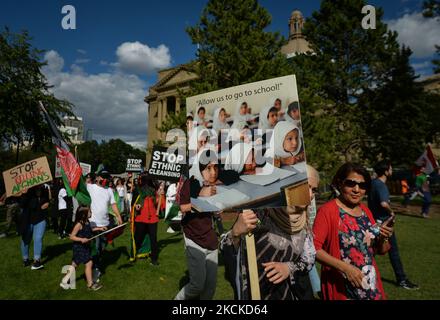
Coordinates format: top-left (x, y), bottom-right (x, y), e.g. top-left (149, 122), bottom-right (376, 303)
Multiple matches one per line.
top-left (178, 270), bottom-right (190, 290)
top-left (158, 236), bottom-right (182, 251)
top-left (41, 242), bottom-right (72, 265)
top-left (381, 277), bottom-right (398, 286)
top-left (100, 246), bottom-right (130, 274)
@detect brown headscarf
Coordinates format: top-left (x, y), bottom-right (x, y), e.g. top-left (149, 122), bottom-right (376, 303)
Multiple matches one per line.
top-left (267, 206), bottom-right (308, 235)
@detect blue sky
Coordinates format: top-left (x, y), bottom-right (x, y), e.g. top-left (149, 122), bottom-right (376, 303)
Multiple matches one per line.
top-left (1, 0), bottom-right (438, 146)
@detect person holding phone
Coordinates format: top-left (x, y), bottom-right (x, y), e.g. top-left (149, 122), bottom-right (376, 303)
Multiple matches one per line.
top-left (368, 160), bottom-right (419, 290)
top-left (313, 162), bottom-right (393, 300)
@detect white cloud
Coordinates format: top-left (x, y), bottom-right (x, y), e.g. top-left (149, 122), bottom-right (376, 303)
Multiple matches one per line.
top-left (43, 50), bottom-right (149, 146)
top-left (77, 49), bottom-right (87, 55)
top-left (44, 50), bottom-right (64, 73)
top-left (114, 41), bottom-right (171, 75)
top-left (74, 58), bottom-right (90, 64)
top-left (387, 12), bottom-right (440, 58)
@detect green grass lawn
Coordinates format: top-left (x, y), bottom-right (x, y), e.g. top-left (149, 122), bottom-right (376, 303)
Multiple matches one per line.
top-left (0, 209), bottom-right (438, 300)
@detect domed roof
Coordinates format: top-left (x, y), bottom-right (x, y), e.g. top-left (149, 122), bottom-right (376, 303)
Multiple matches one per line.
top-left (291, 10), bottom-right (303, 18)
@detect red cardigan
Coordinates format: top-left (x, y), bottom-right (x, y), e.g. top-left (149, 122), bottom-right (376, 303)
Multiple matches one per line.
top-left (312, 199), bottom-right (386, 300)
top-left (135, 192), bottom-right (165, 224)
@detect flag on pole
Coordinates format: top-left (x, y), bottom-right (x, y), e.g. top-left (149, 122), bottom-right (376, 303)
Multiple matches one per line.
top-left (39, 101), bottom-right (91, 205)
top-left (415, 144), bottom-right (439, 175)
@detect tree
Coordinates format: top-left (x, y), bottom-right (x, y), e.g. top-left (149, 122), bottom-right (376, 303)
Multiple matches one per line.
top-left (186, 0), bottom-right (290, 94)
top-left (96, 139), bottom-right (146, 174)
top-left (360, 46), bottom-right (432, 165)
top-left (423, 0), bottom-right (440, 73)
top-left (298, 0), bottom-right (403, 165)
top-left (0, 27), bottom-right (74, 157)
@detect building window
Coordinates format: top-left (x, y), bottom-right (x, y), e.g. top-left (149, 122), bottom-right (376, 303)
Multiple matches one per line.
top-left (167, 96), bottom-right (176, 114)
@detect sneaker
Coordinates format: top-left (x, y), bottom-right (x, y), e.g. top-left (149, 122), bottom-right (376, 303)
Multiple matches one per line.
top-left (399, 279), bottom-right (419, 290)
top-left (88, 282), bottom-right (103, 291)
top-left (150, 260), bottom-right (160, 266)
top-left (92, 268), bottom-right (101, 283)
top-left (422, 214), bottom-right (430, 219)
top-left (0, 232), bottom-right (7, 238)
top-left (23, 259), bottom-right (31, 267)
top-left (31, 260), bottom-right (44, 270)
top-left (59, 281), bottom-right (70, 290)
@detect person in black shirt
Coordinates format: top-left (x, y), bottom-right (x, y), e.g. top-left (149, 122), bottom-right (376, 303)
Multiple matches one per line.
top-left (368, 160), bottom-right (419, 290)
top-left (19, 185), bottom-right (49, 270)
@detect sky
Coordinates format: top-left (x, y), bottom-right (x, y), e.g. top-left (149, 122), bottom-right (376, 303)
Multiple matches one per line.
top-left (1, 0), bottom-right (439, 148)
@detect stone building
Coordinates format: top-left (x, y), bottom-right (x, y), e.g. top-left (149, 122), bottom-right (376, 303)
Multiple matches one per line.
top-left (281, 10), bottom-right (313, 57)
top-left (144, 65), bottom-right (198, 163)
top-left (60, 115), bottom-right (84, 145)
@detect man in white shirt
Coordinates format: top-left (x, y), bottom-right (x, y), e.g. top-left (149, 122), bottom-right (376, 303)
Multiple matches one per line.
top-left (87, 171), bottom-right (122, 281)
top-left (58, 186), bottom-right (73, 239)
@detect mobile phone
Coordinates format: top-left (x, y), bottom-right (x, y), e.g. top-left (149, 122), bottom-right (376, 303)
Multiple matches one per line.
top-left (382, 215), bottom-right (395, 228)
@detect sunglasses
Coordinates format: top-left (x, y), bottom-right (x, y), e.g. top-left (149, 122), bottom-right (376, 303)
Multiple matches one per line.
top-left (343, 179), bottom-right (367, 190)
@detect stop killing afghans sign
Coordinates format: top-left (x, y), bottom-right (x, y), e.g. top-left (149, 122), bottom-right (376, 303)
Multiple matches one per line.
top-left (148, 146), bottom-right (186, 182)
top-left (2, 157), bottom-right (53, 197)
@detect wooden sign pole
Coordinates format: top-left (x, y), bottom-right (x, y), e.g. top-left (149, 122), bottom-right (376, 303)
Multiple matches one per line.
top-left (245, 233), bottom-right (261, 300)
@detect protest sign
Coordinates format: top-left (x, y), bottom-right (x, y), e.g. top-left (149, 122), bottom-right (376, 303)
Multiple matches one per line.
top-left (2, 157), bottom-right (53, 197)
top-left (55, 156), bottom-right (62, 178)
top-left (148, 146), bottom-right (186, 182)
top-left (79, 162), bottom-right (91, 175)
top-left (126, 159), bottom-right (142, 172)
top-left (187, 75), bottom-right (310, 212)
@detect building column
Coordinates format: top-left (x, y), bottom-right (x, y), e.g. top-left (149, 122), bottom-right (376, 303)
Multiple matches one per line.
top-left (162, 98), bottom-right (167, 119)
top-left (176, 96), bottom-right (181, 113)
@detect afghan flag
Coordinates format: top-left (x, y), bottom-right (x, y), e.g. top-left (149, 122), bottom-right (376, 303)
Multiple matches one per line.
top-left (39, 101), bottom-right (91, 205)
top-left (415, 144), bottom-right (439, 175)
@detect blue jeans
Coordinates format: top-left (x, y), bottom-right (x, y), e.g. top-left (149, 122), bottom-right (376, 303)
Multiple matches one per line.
top-left (422, 191), bottom-right (432, 215)
top-left (388, 232), bottom-right (407, 283)
top-left (21, 220), bottom-right (46, 260)
top-left (376, 215), bottom-right (407, 283)
top-left (308, 265), bottom-right (321, 294)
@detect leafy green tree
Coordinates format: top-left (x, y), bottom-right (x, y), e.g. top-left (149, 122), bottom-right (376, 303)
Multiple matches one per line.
top-left (186, 0), bottom-right (290, 94)
top-left (98, 139), bottom-right (146, 174)
top-left (423, 0), bottom-right (440, 73)
top-left (360, 46), bottom-right (432, 165)
top-left (299, 0), bottom-right (402, 164)
top-left (76, 140), bottom-right (100, 170)
top-left (0, 27), bottom-right (74, 157)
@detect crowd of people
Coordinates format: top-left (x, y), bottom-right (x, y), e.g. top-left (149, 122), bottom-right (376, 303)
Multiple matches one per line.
top-left (0, 110), bottom-right (435, 300)
top-left (0, 157), bottom-right (432, 298)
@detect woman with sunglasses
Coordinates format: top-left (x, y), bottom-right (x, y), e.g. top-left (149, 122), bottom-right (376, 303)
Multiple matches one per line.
top-left (312, 162), bottom-right (393, 300)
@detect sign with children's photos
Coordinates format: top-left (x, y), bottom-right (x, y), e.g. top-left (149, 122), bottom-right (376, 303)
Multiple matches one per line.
top-left (148, 146), bottom-right (186, 182)
top-left (186, 75), bottom-right (311, 212)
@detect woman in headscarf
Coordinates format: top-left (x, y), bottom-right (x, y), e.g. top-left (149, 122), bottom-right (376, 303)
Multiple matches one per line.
top-left (231, 102), bottom-right (252, 130)
top-left (258, 106), bottom-right (278, 131)
top-left (194, 106), bottom-right (211, 128)
top-left (265, 121), bottom-right (305, 167)
top-left (189, 126), bottom-right (211, 152)
top-left (224, 142), bottom-right (259, 175)
top-left (190, 148), bottom-right (239, 198)
top-left (220, 206), bottom-right (316, 300)
top-left (285, 101), bottom-right (301, 128)
top-left (269, 97), bottom-right (285, 121)
top-left (212, 107), bottom-right (230, 134)
top-left (186, 112), bottom-right (194, 138)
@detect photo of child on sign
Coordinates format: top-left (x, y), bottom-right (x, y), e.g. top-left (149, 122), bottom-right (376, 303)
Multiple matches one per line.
top-left (186, 75), bottom-right (309, 212)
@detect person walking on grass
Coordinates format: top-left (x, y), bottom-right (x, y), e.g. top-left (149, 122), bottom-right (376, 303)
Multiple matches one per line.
top-left (60, 206), bottom-right (104, 291)
top-left (87, 171), bottom-right (123, 282)
top-left (368, 160), bottom-right (419, 290)
top-left (20, 185), bottom-right (49, 270)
